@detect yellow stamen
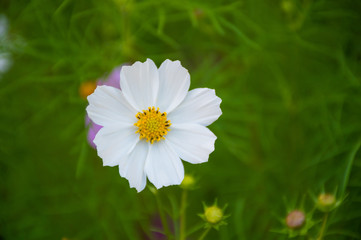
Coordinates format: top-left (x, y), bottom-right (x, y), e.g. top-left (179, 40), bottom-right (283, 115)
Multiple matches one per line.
top-left (134, 107), bottom-right (171, 144)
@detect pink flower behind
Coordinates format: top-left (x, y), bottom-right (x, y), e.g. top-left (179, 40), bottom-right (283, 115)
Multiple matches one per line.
top-left (97, 66), bottom-right (122, 89)
top-left (86, 66), bottom-right (123, 148)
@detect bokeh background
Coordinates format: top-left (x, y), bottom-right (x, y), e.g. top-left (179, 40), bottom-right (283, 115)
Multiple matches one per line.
top-left (1, 0), bottom-right (361, 239)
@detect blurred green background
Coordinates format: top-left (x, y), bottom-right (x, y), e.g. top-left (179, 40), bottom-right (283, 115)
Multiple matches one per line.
top-left (1, 0), bottom-right (361, 239)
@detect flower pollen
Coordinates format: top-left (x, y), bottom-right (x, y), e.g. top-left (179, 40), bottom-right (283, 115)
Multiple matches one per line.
top-left (134, 107), bottom-right (171, 144)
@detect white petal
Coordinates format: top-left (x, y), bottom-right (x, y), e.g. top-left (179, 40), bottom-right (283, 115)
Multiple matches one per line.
top-left (86, 86), bottom-right (137, 126)
top-left (120, 59), bottom-right (159, 111)
top-left (119, 140), bottom-right (149, 192)
top-left (156, 59), bottom-right (190, 113)
top-left (166, 124), bottom-right (216, 164)
top-left (168, 88), bottom-right (222, 126)
top-left (145, 141), bottom-right (184, 189)
top-left (93, 124), bottom-right (139, 167)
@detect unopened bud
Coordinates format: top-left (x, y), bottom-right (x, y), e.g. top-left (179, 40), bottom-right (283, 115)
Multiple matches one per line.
top-left (79, 81), bottom-right (97, 99)
top-left (205, 206), bottom-right (223, 224)
top-left (180, 174), bottom-right (195, 190)
top-left (281, 0), bottom-right (294, 13)
top-left (317, 193), bottom-right (337, 212)
top-left (318, 193), bottom-right (335, 206)
top-left (286, 210), bottom-right (305, 229)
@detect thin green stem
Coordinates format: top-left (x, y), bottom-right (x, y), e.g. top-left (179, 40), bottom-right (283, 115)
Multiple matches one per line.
top-left (155, 193), bottom-right (172, 239)
top-left (198, 228), bottom-right (211, 240)
top-left (317, 213), bottom-right (328, 240)
top-left (341, 141), bottom-right (361, 197)
top-left (179, 189), bottom-right (188, 240)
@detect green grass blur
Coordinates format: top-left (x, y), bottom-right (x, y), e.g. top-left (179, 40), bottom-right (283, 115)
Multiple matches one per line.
top-left (1, 0), bottom-right (361, 239)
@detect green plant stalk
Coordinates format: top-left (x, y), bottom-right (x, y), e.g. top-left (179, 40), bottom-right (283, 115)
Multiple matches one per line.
top-left (317, 213), bottom-right (328, 240)
top-left (341, 141), bottom-right (361, 197)
top-left (179, 189), bottom-right (188, 240)
top-left (155, 193), bottom-right (172, 239)
top-left (198, 228), bottom-right (211, 240)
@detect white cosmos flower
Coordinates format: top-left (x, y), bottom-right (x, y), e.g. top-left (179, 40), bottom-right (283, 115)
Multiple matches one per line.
top-left (86, 59), bottom-right (222, 192)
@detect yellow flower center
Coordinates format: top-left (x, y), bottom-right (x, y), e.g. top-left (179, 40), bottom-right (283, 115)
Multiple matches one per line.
top-left (134, 107), bottom-right (171, 144)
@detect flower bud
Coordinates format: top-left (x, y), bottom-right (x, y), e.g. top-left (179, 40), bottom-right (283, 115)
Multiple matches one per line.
top-left (204, 205), bottom-right (223, 224)
top-left (317, 193), bottom-right (337, 212)
top-left (281, 0), bottom-right (294, 14)
top-left (199, 201), bottom-right (228, 230)
top-left (180, 174), bottom-right (195, 190)
top-left (79, 81), bottom-right (97, 99)
top-left (286, 210), bottom-right (305, 229)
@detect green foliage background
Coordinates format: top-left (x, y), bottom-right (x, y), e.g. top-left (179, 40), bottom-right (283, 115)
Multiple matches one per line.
top-left (1, 0), bottom-right (361, 239)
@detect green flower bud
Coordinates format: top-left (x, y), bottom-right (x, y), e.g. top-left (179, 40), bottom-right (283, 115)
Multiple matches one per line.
top-left (199, 200), bottom-right (228, 230)
top-left (281, 0), bottom-right (294, 14)
top-left (317, 193), bottom-right (338, 212)
top-left (204, 206), bottom-right (223, 224)
top-left (180, 174), bottom-right (195, 190)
